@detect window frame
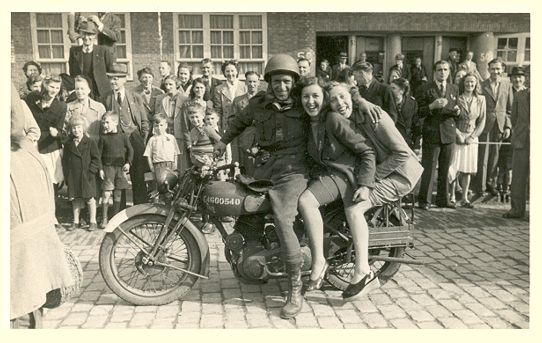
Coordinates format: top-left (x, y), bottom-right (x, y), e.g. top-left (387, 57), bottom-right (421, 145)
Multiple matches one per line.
top-left (495, 32), bottom-right (530, 67)
top-left (112, 12), bottom-right (134, 81)
top-left (172, 13), bottom-right (267, 80)
top-left (30, 12), bottom-right (70, 75)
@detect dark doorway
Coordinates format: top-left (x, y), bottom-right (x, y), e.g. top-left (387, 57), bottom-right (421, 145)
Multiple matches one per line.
top-left (442, 36), bottom-right (468, 62)
top-left (402, 36), bottom-right (435, 81)
top-left (316, 35), bottom-right (349, 67)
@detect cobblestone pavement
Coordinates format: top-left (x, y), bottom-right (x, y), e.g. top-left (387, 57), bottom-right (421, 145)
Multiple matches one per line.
top-left (44, 199), bottom-right (529, 329)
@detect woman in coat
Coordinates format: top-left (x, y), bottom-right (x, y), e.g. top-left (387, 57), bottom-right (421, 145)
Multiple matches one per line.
top-left (390, 78), bottom-right (421, 150)
top-left (25, 75), bottom-right (67, 189)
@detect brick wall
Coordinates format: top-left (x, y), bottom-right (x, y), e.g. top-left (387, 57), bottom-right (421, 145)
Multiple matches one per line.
top-left (11, 13), bottom-right (34, 90)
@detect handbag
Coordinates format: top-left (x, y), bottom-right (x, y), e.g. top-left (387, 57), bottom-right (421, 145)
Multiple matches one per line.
top-left (42, 245), bottom-right (83, 309)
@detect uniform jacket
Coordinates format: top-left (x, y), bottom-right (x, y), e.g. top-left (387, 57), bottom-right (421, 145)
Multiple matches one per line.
top-left (212, 81), bottom-right (247, 132)
top-left (62, 135), bottom-right (101, 199)
top-left (511, 88), bottom-right (530, 149)
top-left (231, 93), bottom-right (257, 151)
top-left (416, 81), bottom-right (459, 145)
top-left (351, 110), bottom-right (423, 188)
top-left (68, 45), bottom-right (113, 99)
top-left (101, 89), bottom-right (149, 140)
top-left (66, 98), bottom-right (106, 142)
top-left (480, 77), bottom-right (513, 134)
top-left (25, 92), bottom-right (67, 154)
top-left (308, 111), bottom-right (376, 189)
top-left (395, 95), bottom-right (421, 149)
top-left (359, 79), bottom-right (399, 122)
top-left (10, 138), bottom-right (74, 319)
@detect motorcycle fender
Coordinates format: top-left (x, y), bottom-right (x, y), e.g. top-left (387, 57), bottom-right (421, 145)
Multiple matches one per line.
top-left (104, 203), bottom-right (210, 277)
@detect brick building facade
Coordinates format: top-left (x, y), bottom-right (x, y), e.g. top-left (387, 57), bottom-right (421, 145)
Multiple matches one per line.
top-left (11, 12), bottom-right (529, 90)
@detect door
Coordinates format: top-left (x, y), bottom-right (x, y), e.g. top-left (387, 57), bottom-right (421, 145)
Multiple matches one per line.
top-left (355, 36), bottom-right (385, 81)
top-left (402, 36), bottom-right (435, 81)
top-left (316, 35), bottom-right (349, 67)
top-left (441, 36), bottom-right (468, 62)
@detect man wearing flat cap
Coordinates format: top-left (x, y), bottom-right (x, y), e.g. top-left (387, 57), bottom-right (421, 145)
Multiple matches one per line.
top-left (101, 63), bottom-right (150, 206)
top-left (510, 66), bottom-right (527, 94)
top-left (69, 20), bottom-right (113, 100)
top-left (332, 52), bottom-right (350, 81)
top-left (389, 53), bottom-right (411, 82)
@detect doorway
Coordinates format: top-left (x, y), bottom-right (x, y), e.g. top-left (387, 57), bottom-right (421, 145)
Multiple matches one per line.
top-left (441, 36), bottom-right (468, 62)
top-left (316, 35), bottom-right (349, 67)
top-left (402, 36), bottom-right (435, 81)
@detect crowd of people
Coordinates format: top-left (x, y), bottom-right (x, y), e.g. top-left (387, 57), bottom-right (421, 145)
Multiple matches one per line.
top-left (12, 13), bottom-right (530, 324)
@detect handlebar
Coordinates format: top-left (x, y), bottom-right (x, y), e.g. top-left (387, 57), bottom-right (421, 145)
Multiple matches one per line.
top-left (212, 162), bottom-right (239, 177)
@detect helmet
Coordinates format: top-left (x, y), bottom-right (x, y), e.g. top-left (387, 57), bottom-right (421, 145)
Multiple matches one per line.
top-left (264, 54), bottom-right (300, 83)
top-left (156, 167), bottom-right (179, 193)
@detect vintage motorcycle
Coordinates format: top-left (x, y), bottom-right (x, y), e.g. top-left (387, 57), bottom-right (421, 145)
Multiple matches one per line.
top-left (99, 163), bottom-right (421, 306)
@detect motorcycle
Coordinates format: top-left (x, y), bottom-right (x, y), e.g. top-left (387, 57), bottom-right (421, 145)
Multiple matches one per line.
top-left (99, 163), bottom-right (422, 306)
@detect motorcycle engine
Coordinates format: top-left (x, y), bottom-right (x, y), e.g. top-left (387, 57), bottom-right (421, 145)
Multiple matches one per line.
top-left (224, 214), bottom-right (312, 283)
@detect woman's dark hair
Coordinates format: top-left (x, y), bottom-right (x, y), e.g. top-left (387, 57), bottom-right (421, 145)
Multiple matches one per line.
top-left (189, 77), bottom-right (210, 101)
top-left (176, 63), bottom-right (193, 84)
top-left (391, 77), bottom-right (411, 96)
top-left (294, 76), bottom-right (329, 115)
top-left (336, 67), bottom-right (353, 83)
top-left (458, 72), bottom-right (481, 95)
top-left (39, 75), bottom-right (63, 100)
top-left (137, 67), bottom-right (154, 80)
top-left (22, 60), bottom-right (42, 76)
top-left (221, 60), bottom-right (239, 77)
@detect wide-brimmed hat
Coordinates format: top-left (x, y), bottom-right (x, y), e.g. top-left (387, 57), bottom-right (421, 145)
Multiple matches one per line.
top-left (338, 52), bottom-right (348, 59)
top-left (77, 20), bottom-right (98, 35)
top-left (106, 63), bottom-right (128, 77)
top-left (510, 66), bottom-right (526, 76)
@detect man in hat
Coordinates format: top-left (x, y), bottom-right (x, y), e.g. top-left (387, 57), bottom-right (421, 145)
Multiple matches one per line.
top-left (389, 53), bottom-right (411, 82)
top-left (101, 63), bottom-right (150, 206)
top-left (68, 12), bottom-right (121, 60)
top-left (69, 20), bottom-right (113, 101)
top-left (332, 52), bottom-right (350, 81)
top-left (446, 48), bottom-right (460, 84)
top-left (510, 66), bottom-right (527, 93)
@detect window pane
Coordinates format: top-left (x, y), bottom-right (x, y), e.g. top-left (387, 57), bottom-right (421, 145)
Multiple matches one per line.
top-left (223, 46), bottom-right (234, 59)
top-left (507, 51), bottom-right (517, 62)
top-left (115, 13), bottom-right (126, 27)
top-left (210, 15), bottom-right (233, 29)
top-left (496, 50), bottom-right (506, 59)
top-left (497, 38), bottom-right (507, 49)
top-left (192, 31), bottom-right (203, 44)
top-left (117, 46), bottom-right (127, 59)
top-left (240, 31), bottom-right (250, 44)
top-left (509, 38), bottom-right (518, 49)
top-left (179, 31), bottom-right (191, 44)
top-left (252, 46), bottom-right (262, 59)
top-left (211, 31), bottom-right (222, 44)
top-left (240, 46), bottom-right (251, 59)
top-left (179, 45), bottom-right (191, 58)
top-left (41, 63), bottom-right (66, 76)
top-left (211, 46), bottom-right (222, 59)
top-left (252, 31), bottom-right (262, 44)
top-left (37, 30), bottom-right (50, 43)
top-left (179, 15), bottom-right (203, 28)
top-left (239, 15), bottom-right (261, 29)
top-left (50, 30), bottom-right (63, 44)
top-left (223, 31), bottom-right (233, 45)
top-left (36, 13), bottom-right (62, 28)
top-left (525, 50), bottom-right (530, 62)
top-left (192, 46), bottom-right (203, 59)
top-left (239, 61), bottom-right (263, 75)
top-left (52, 46), bottom-right (64, 59)
top-left (38, 45), bottom-right (51, 59)
top-left (119, 31), bottom-right (126, 44)
top-left (526, 37), bottom-right (530, 49)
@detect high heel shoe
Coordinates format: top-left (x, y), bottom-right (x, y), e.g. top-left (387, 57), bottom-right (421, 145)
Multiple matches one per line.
top-left (342, 271), bottom-right (381, 301)
top-left (304, 262), bottom-right (328, 291)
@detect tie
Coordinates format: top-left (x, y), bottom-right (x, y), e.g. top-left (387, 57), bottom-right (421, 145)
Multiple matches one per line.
top-left (117, 92), bottom-right (122, 107)
top-left (439, 84), bottom-right (445, 97)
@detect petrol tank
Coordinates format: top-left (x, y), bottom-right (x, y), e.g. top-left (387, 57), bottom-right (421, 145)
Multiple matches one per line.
top-left (202, 181), bottom-right (271, 216)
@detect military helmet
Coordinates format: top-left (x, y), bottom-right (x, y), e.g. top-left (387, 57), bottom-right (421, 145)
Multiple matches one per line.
top-left (264, 54), bottom-right (300, 83)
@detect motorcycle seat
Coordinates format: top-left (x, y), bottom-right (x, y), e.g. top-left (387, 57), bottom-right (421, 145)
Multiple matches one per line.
top-left (236, 174), bottom-right (274, 193)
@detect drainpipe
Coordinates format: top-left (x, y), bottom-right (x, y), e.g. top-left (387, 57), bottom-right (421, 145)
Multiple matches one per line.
top-left (157, 12), bottom-right (163, 60)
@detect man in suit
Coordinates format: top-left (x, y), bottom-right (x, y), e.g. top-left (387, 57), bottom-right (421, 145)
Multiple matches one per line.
top-left (101, 63), bottom-right (150, 206)
top-left (331, 52), bottom-right (349, 81)
top-left (132, 67), bottom-right (164, 135)
top-left (472, 58), bottom-right (513, 199)
top-left (200, 58), bottom-right (222, 100)
top-left (389, 53), bottom-right (411, 82)
top-left (503, 88), bottom-right (529, 219)
top-left (446, 48), bottom-right (460, 84)
top-left (416, 60), bottom-right (460, 209)
top-left (351, 61), bottom-right (399, 122)
top-left (68, 20), bottom-right (113, 101)
top-left (68, 13), bottom-right (121, 61)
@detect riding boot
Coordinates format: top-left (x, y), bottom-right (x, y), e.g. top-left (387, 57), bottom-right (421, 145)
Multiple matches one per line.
top-left (280, 262), bottom-right (304, 319)
top-left (112, 200), bottom-right (121, 216)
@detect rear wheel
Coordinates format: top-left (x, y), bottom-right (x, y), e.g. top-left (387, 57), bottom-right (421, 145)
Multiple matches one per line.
top-left (99, 214), bottom-right (202, 305)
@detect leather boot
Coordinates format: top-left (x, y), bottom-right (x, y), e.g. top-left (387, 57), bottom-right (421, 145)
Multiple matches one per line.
top-left (280, 263), bottom-right (304, 319)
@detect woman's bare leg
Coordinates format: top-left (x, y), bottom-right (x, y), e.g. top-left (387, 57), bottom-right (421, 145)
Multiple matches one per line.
top-left (344, 200), bottom-right (373, 283)
top-left (298, 190), bottom-right (326, 280)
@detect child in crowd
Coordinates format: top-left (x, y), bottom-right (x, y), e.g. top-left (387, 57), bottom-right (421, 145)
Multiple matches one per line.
top-left (204, 110), bottom-right (231, 166)
top-left (26, 74), bottom-right (43, 94)
top-left (62, 115), bottom-right (101, 231)
top-left (186, 102), bottom-right (224, 169)
top-left (144, 113), bottom-right (180, 191)
top-left (98, 111), bottom-right (133, 228)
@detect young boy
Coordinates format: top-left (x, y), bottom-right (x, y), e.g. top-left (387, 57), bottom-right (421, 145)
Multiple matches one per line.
top-left (144, 113), bottom-right (180, 188)
top-left (62, 115), bottom-right (101, 231)
top-left (186, 102), bottom-right (224, 169)
top-left (204, 110), bottom-right (232, 165)
top-left (98, 111), bottom-right (133, 228)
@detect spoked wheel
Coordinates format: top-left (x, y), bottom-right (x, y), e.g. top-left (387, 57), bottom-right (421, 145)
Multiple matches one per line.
top-left (99, 214), bottom-right (202, 305)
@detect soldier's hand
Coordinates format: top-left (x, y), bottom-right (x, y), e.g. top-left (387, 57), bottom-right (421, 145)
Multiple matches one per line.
top-left (49, 127), bottom-right (58, 137)
top-left (352, 186), bottom-right (370, 203)
top-left (214, 141), bottom-right (227, 158)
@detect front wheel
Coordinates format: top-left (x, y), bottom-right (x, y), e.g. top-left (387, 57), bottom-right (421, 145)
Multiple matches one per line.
top-left (99, 214), bottom-right (203, 305)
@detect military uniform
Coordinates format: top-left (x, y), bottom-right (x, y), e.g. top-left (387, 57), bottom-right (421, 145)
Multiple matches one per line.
top-left (221, 91), bottom-right (309, 265)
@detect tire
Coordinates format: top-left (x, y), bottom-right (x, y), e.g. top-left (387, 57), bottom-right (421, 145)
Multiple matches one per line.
top-left (99, 214), bottom-right (203, 305)
top-left (325, 206), bottom-right (406, 291)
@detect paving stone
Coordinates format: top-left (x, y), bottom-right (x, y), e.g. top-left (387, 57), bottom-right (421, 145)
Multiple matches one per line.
top-left (437, 317), bottom-right (469, 329)
top-left (482, 316), bottom-right (513, 329)
top-left (390, 318), bottom-right (417, 329)
top-left (406, 310), bottom-right (434, 322)
top-left (425, 304), bottom-right (453, 318)
top-left (416, 321), bottom-right (444, 329)
top-left (361, 312), bottom-right (388, 328)
top-left (450, 309), bottom-right (484, 324)
top-left (317, 315), bottom-right (345, 329)
top-left (477, 297), bottom-right (508, 310)
top-left (61, 312), bottom-right (89, 326)
top-left (335, 310), bottom-right (363, 324)
top-left (200, 314), bottom-right (225, 328)
top-left (463, 302), bottom-right (497, 317)
top-left (438, 299), bottom-right (465, 311)
top-left (379, 304), bottom-right (407, 320)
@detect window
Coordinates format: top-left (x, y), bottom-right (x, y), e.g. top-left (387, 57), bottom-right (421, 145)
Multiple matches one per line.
top-left (495, 33), bottom-right (530, 68)
top-left (30, 13), bottom-right (70, 75)
top-left (112, 13), bottom-right (134, 80)
top-left (173, 13), bottom-right (267, 79)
